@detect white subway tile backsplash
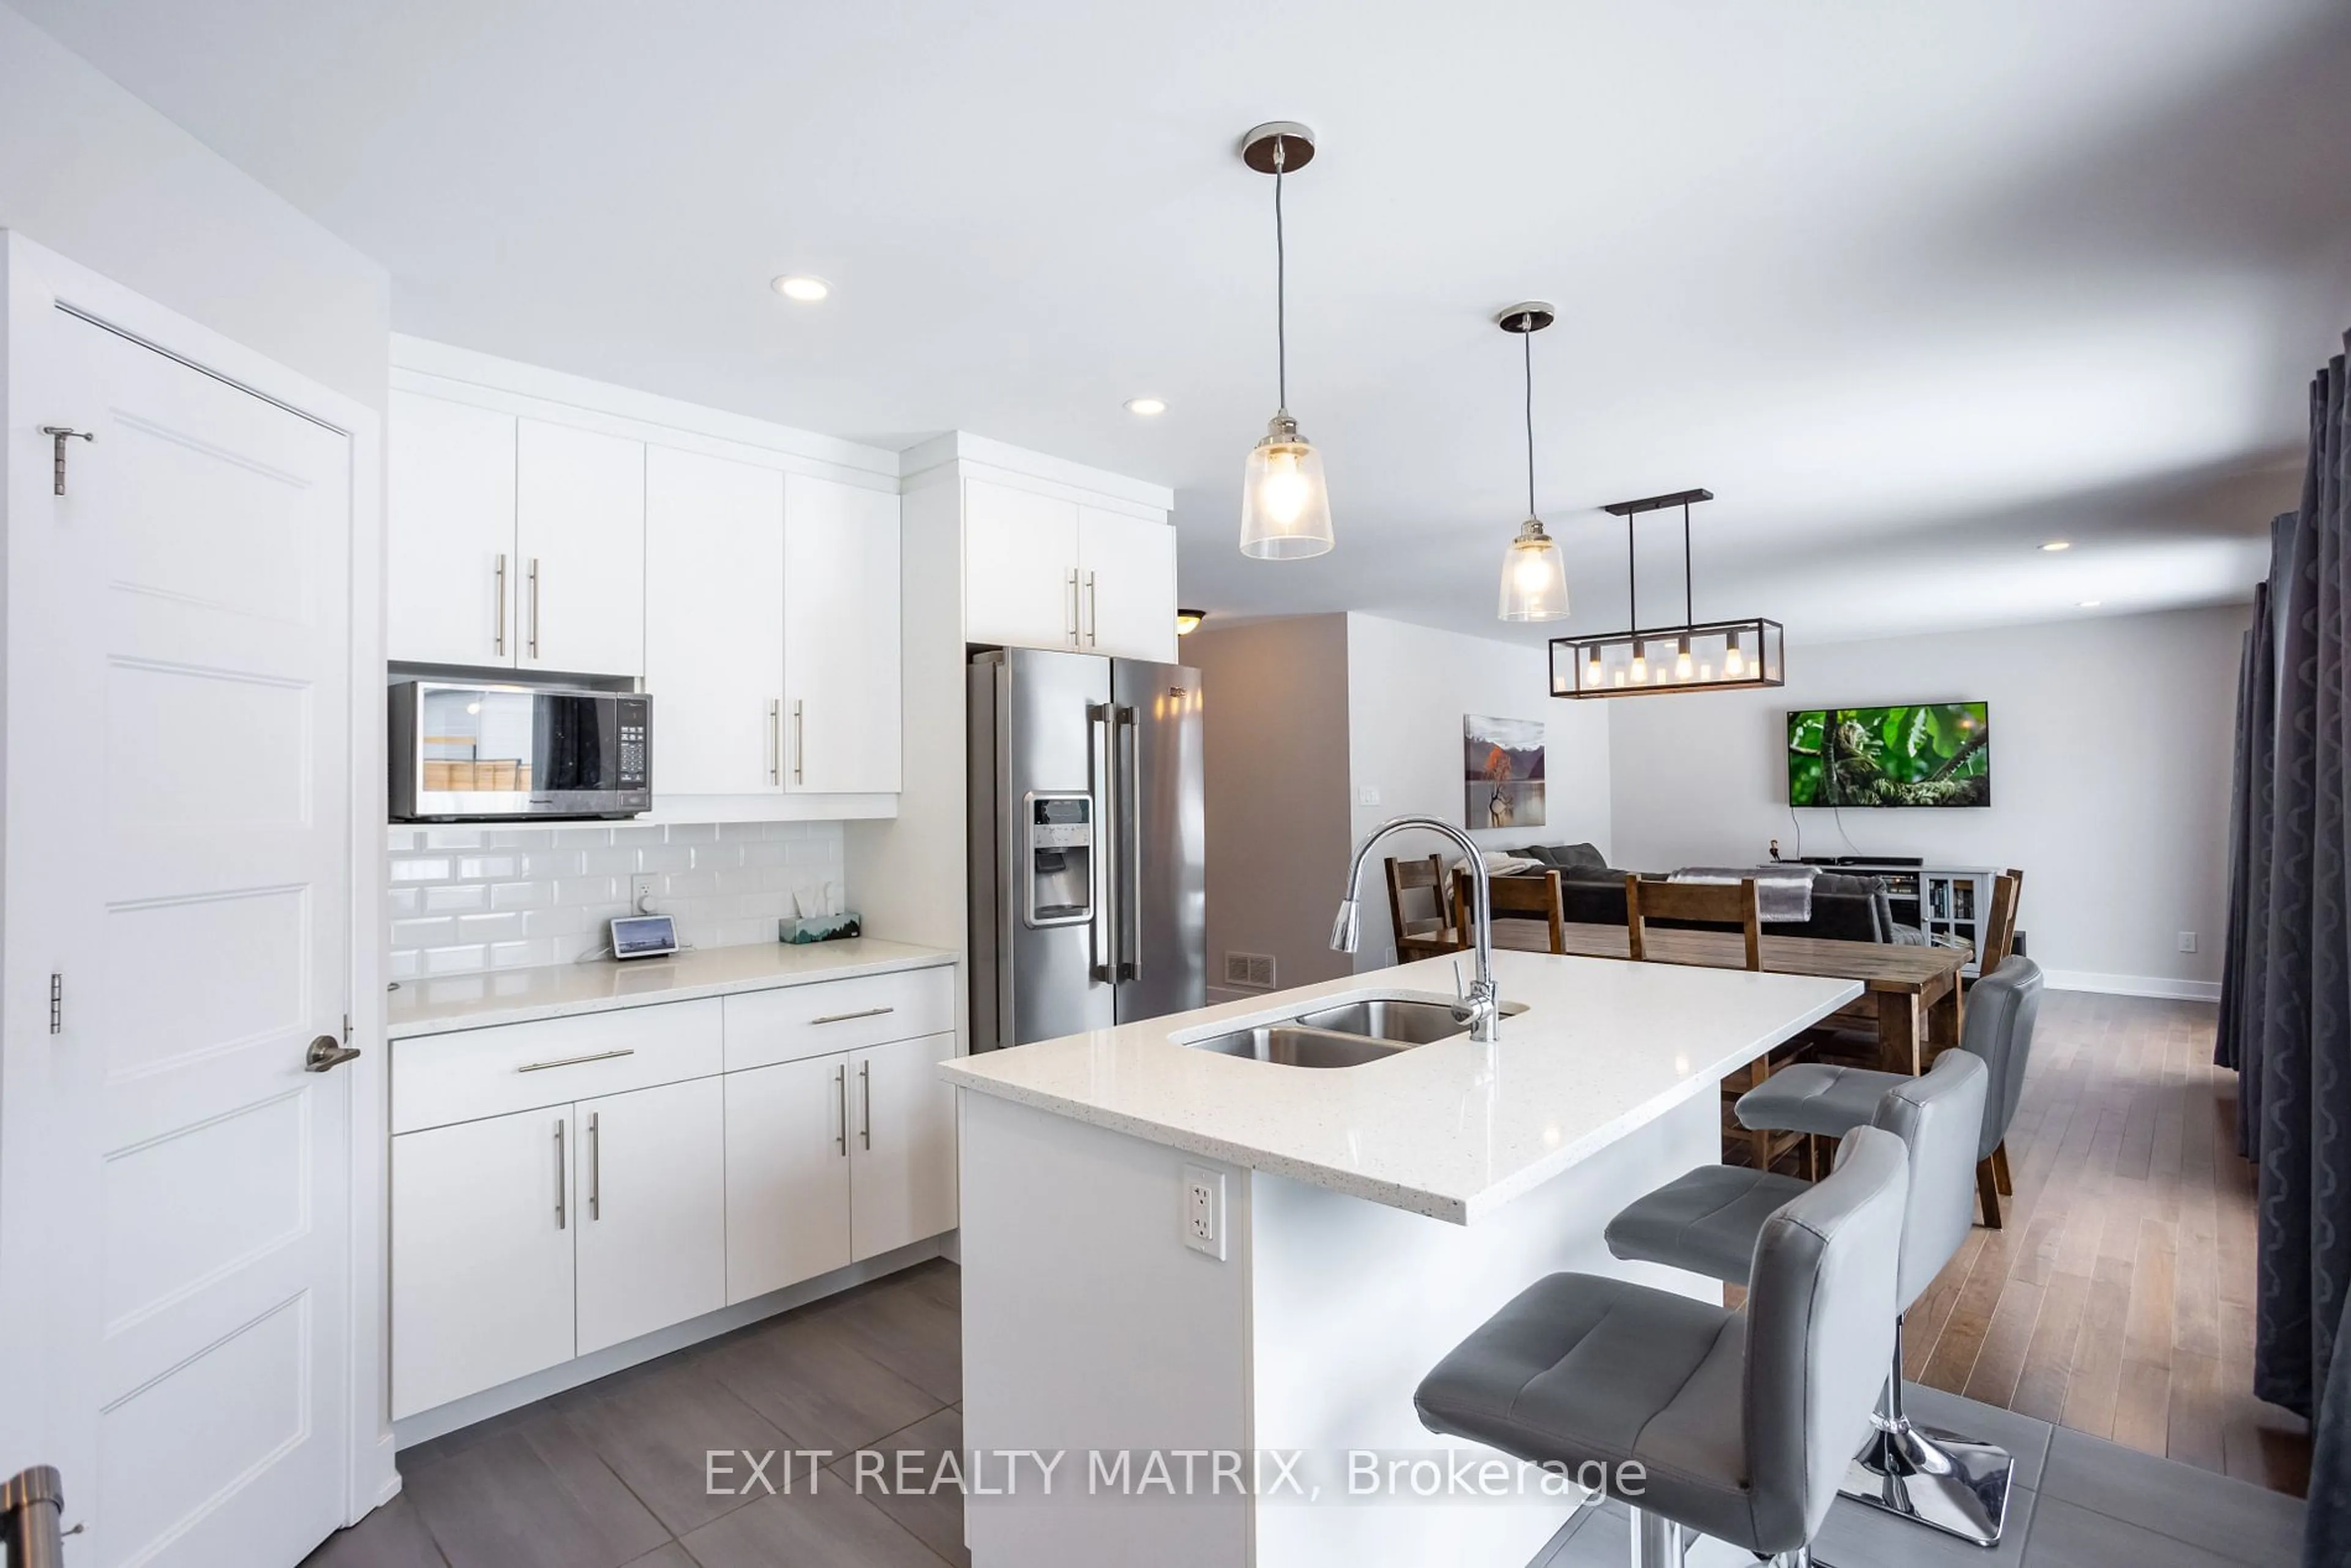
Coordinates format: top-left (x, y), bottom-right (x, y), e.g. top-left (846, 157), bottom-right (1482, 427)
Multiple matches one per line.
top-left (386, 820), bottom-right (847, 980)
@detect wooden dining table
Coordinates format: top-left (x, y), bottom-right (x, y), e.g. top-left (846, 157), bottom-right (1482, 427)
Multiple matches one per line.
top-left (1490, 918), bottom-right (1970, 1074)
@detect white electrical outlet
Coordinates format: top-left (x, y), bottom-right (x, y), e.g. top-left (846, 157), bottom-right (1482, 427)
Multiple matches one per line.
top-left (1182, 1163), bottom-right (1226, 1261)
top-left (2178, 931), bottom-right (2198, 953)
top-left (631, 874), bottom-right (659, 913)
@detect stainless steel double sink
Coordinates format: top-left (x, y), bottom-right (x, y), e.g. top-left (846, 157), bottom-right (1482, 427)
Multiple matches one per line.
top-left (1182, 995), bottom-right (1526, 1069)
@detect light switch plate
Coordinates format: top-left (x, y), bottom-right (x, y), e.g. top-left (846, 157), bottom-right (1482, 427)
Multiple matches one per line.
top-left (1357, 784), bottom-right (1382, 806)
top-left (1182, 1163), bottom-right (1226, 1261)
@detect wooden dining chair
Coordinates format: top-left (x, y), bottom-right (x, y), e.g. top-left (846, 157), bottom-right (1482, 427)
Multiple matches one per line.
top-left (1384, 854), bottom-right (1463, 961)
top-left (1622, 876), bottom-right (1815, 1173)
top-left (1455, 868), bottom-right (1566, 954)
top-left (1967, 868), bottom-right (2024, 990)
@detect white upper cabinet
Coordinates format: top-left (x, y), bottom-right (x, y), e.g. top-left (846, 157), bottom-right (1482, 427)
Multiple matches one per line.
top-left (516, 419), bottom-right (645, 677)
top-left (388, 391), bottom-right (517, 667)
top-left (646, 448), bottom-right (786, 795)
top-left (964, 478), bottom-right (1081, 650)
top-left (1078, 505), bottom-right (1179, 663)
top-left (785, 475), bottom-right (902, 794)
top-left (963, 478), bottom-right (1176, 660)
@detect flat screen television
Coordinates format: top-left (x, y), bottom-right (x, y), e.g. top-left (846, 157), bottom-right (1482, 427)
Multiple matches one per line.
top-left (1787, 702), bottom-right (1990, 808)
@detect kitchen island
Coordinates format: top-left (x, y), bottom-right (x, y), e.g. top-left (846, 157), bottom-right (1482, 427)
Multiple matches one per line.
top-left (940, 947), bottom-right (1861, 1568)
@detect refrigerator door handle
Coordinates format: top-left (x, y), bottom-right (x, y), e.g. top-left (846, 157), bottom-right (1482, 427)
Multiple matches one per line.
top-left (1088, 701), bottom-right (1116, 983)
top-left (1116, 703), bottom-right (1140, 981)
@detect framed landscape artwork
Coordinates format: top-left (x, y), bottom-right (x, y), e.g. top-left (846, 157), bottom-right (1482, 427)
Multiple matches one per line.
top-left (1464, 715), bottom-right (1546, 829)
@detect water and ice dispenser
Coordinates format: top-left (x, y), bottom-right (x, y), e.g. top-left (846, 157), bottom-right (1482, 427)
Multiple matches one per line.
top-left (1024, 793), bottom-right (1095, 927)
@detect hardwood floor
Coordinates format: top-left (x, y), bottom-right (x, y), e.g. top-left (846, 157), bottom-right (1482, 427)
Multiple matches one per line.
top-left (1899, 989), bottom-right (2313, 1497)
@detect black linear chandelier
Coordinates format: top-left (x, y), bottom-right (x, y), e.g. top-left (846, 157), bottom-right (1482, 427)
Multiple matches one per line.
top-left (1548, 489), bottom-right (1783, 699)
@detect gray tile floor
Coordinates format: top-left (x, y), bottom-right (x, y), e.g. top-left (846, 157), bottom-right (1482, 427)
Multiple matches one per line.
top-left (306, 1258), bottom-right (2306, 1568)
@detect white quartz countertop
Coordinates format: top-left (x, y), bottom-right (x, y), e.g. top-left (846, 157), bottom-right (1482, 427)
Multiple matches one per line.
top-left (939, 950), bottom-right (1861, 1224)
top-left (388, 939), bottom-right (956, 1038)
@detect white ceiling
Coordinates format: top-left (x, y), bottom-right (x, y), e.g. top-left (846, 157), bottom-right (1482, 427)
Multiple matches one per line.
top-left (21, 0), bottom-right (2350, 647)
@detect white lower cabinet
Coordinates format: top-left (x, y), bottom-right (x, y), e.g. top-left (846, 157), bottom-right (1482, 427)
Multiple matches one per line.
top-left (850, 1032), bottom-right (959, 1260)
top-left (725, 1055), bottom-right (854, 1302)
top-left (574, 1076), bottom-right (729, 1355)
top-left (390, 1107), bottom-right (576, 1420)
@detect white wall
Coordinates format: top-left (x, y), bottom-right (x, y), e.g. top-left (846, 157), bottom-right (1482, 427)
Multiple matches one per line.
top-left (1607, 606), bottom-right (2245, 999)
top-left (0, 1), bottom-right (390, 410)
top-left (1343, 613), bottom-right (1613, 973)
top-left (1189, 615), bottom-right (1357, 997)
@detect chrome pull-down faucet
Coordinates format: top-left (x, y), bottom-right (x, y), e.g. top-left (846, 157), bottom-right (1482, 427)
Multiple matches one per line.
top-left (1330, 816), bottom-right (1501, 1042)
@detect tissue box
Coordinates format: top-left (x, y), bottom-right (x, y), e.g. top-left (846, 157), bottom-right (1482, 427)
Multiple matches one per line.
top-left (779, 912), bottom-right (861, 944)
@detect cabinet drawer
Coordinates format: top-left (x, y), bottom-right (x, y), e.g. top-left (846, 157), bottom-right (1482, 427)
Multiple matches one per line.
top-left (724, 966), bottom-right (954, 1071)
top-left (393, 999), bottom-right (723, 1135)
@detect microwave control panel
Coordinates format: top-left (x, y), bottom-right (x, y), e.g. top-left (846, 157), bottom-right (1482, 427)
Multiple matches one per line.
top-left (616, 697), bottom-right (650, 789)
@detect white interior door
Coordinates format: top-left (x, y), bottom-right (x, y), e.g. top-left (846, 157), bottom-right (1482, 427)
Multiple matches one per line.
top-left (10, 303), bottom-right (354, 1566)
top-left (645, 446), bottom-right (785, 794)
top-left (784, 474), bottom-right (901, 793)
top-left (849, 1033), bottom-right (958, 1261)
top-left (573, 1076), bottom-right (727, 1356)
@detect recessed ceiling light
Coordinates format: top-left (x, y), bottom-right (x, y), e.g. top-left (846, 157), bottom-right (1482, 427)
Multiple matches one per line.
top-left (1124, 397), bottom-right (1168, 416)
top-left (2079, 599), bottom-right (2102, 608)
top-left (2040, 540), bottom-right (2072, 552)
top-left (771, 275), bottom-right (831, 302)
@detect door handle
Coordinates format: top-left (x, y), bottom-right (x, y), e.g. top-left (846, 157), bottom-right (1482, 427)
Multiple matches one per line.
top-left (1084, 571), bottom-right (1098, 647)
top-left (809, 1005), bottom-right (893, 1026)
top-left (304, 1035), bottom-right (361, 1073)
top-left (1117, 703), bottom-right (1141, 982)
top-left (588, 1111), bottom-right (601, 1221)
top-left (493, 553), bottom-right (508, 656)
top-left (792, 700), bottom-right (805, 786)
top-left (555, 1119), bottom-right (566, 1229)
top-left (1066, 569), bottom-right (1080, 647)
top-left (1088, 702), bottom-right (1114, 981)
top-left (860, 1059), bottom-right (872, 1150)
top-left (834, 1063), bottom-right (849, 1157)
top-left (527, 557), bottom-right (541, 658)
top-left (768, 699), bottom-right (781, 785)
top-left (516, 1047), bottom-right (634, 1073)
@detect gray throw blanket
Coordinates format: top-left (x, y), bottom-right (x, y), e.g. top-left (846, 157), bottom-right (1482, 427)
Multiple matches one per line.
top-left (1669, 865), bottom-right (1818, 923)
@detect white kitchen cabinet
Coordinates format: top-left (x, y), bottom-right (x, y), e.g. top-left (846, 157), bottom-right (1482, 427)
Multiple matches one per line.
top-left (573, 1076), bottom-right (729, 1355)
top-left (785, 475), bottom-right (902, 793)
top-left (964, 478), bottom-right (1080, 650)
top-left (646, 447), bottom-right (787, 793)
top-left (390, 1107), bottom-right (576, 1419)
top-left (388, 391), bottom-right (517, 666)
top-left (724, 1055), bottom-right (855, 1302)
top-left (849, 1032), bottom-right (959, 1261)
top-left (1078, 505), bottom-right (1179, 662)
top-left (516, 418), bottom-right (645, 677)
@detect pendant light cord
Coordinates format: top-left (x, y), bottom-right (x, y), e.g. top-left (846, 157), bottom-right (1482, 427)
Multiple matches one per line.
top-left (1523, 328), bottom-right (1536, 519)
top-left (1273, 141), bottom-right (1288, 412)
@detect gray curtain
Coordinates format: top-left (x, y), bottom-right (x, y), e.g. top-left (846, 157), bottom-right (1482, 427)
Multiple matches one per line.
top-left (2222, 339), bottom-right (2351, 1422)
top-left (2312, 1286), bottom-right (2351, 1566)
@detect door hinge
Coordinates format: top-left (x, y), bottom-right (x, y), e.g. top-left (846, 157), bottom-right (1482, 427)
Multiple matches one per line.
top-left (50, 972), bottom-right (62, 1035)
top-left (40, 427), bottom-right (95, 497)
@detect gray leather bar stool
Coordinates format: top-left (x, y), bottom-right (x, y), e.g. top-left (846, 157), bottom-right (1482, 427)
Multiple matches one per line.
top-left (1415, 1127), bottom-right (1910, 1568)
top-left (1745, 955), bottom-right (2043, 1228)
top-left (1608, 1049), bottom-right (2011, 1548)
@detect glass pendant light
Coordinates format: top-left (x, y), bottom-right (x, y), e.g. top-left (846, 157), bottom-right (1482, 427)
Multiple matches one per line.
top-left (1238, 123), bottom-right (1334, 559)
top-left (1496, 302), bottom-right (1569, 621)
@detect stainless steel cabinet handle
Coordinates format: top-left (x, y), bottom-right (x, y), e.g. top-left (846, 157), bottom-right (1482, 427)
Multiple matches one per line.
top-left (1084, 571), bottom-right (1098, 647)
top-left (588, 1111), bottom-right (601, 1221)
top-left (516, 1046), bottom-right (635, 1073)
top-left (554, 1120), bottom-right (566, 1229)
top-left (768, 699), bottom-right (781, 784)
top-left (860, 1059), bottom-right (872, 1150)
top-left (792, 700), bottom-right (805, 786)
top-left (1066, 569), bottom-right (1080, 646)
top-left (527, 557), bottom-right (541, 658)
top-left (810, 1005), bottom-right (893, 1025)
top-left (493, 553), bottom-right (508, 656)
top-left (834, 1063), bottom-right (848, 1157)
top-left (304, 1034), bottom-right (361, 1072)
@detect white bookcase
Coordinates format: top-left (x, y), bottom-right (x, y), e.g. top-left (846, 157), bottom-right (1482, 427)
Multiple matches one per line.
top-left (1825, 861), bottom-right (2000, 977)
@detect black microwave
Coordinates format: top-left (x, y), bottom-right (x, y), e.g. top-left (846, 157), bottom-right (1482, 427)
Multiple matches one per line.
top-left (389, 681), bottom-right (650, 821)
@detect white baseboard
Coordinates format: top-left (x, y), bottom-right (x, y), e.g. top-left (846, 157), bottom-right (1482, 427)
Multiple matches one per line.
top-left (2043, 969), bottom-right (2222, 1003)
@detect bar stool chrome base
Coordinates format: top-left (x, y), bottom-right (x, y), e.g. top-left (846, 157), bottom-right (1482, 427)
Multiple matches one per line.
top-left (1630, 1508), bottom-right (1810, 1567)
top-left (1839, 1327), bottom-right (2014, 1545)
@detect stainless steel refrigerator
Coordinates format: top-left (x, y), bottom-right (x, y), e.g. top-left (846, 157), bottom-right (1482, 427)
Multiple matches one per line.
top-left (969, 648), bottom-right (1204, 1051)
